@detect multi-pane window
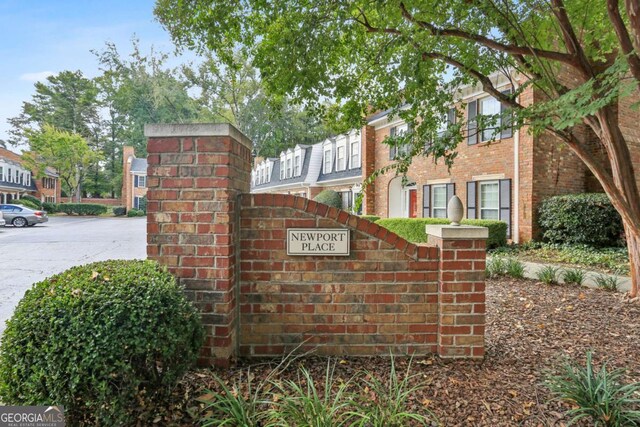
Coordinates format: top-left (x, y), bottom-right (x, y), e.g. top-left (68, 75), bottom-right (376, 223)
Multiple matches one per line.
top-left (43, 177), bottom-right (56, 189)
top-left (479, 181), bottom-right (500, 219)
top-left (0, 166), bottom-right (3, 181)
top-left (323, 149), bottom-right (332, 174)
top-left (138, 176), bottom-right (147, 188)
top-left (480, 97), bottom-right (501, 142)
top-left (431, 185), bottom-right (448, 218)
top-left (286, 157), bottom-right (292, 178)
top-left (350, 139), bottom-right (360, 168)
top-left (336, 145), bottom-right (345, 171)
top-left (294, 155), bottom-right (301, 176)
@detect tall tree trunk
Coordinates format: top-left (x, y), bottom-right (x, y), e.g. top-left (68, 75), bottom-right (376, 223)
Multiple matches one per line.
top-left (625, 224), bottom-right (640, 298)
top-left (75, 166), bottom-right (82, 203)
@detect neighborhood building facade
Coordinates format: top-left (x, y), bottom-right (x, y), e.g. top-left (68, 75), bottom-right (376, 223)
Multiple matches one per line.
top-left (0, 147), bottom-right (61, 204)
top-left (250, 74), bottom-right (608, 243)
top-left (121, 146), bottom-right (148, 211)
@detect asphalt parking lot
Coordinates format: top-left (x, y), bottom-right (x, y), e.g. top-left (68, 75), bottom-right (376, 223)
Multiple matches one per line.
top-left (0, 216), bottom-right (147, 334)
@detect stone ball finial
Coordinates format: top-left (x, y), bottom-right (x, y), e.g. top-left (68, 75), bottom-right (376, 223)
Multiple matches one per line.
top-left (447, 195), bottom-right (464, 226)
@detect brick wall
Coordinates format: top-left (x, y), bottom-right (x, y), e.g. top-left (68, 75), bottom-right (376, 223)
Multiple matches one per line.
top-left (146, 123), bottom-right (252, 366)
top-left (146, 123), bottom-right (488, 365)
top-left (240, 193), bottom-right (439, 357)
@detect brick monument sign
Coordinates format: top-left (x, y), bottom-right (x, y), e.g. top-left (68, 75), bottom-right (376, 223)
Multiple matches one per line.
top-left (145, 123), bottom-right (488, 366)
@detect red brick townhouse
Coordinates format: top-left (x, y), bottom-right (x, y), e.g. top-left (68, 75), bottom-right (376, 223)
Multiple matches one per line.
top-left (121, 146), bottom-right (148, 211)
top-left (0, 147), bottom-right (61, 204)
top-left (250, 71), bottom-right (615, 243)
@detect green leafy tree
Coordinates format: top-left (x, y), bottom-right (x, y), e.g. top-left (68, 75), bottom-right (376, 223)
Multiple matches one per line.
top-left (8, 70), bottom-right (100, 143)
top-left (23, 125), bottom-right (102, 202)
top-left (155, 0), bottom-right (640, 298)
top-left (93, 39), bottom-right (201, 157)
top-left (182, 52), bottom-right (332, 157)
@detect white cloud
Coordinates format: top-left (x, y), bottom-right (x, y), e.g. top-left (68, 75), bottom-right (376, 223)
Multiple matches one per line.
top-left (19, 71), bottom-right (54, 82)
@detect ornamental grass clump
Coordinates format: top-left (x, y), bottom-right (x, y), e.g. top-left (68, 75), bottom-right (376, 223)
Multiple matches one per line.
top-left (0, 260), bottom-right (204, 425)
top-left (546, 352), bottom-right (640, 426)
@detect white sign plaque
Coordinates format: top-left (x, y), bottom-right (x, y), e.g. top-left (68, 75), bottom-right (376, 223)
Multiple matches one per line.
top-left (287, 229), bottom-right (350, 256)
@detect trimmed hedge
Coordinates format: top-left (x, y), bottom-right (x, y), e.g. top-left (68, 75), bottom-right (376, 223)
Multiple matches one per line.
top-left (0, 260), bottom-right (204, 425)
top-left (538, 193), bottom-right (624, 247)
top-left (112, 206), bottom-right (126, 216)
top-left (58, 203), bottom-right (108, 216)
top-left (19, 194), bottom-right (43, 209)
top-left (376, 218), bottom-right (508, 248)
top-left (359, 215), bottom-right (381, 222)
top-left (42, 202), bottom-right (59, 213)
top-left (313, 190), bottom-right (343, 209)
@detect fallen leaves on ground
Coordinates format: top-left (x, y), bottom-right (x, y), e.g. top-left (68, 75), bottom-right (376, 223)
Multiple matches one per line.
top-left (155, 278), bottom-right (640, 426)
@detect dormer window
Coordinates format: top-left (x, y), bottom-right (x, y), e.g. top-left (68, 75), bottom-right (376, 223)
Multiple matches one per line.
top-left (323, 147), bottom-right (332, 174)
top-left (286, 155), bottom-right (292, 178)
top-left (336, 137), bottom-right (346, 171)
top-left (280, 154), bottom-right (286, 179)
top-left (350, 133), bottom-right (360, 169)
top-left (294, 154), bottom-right (301, 176)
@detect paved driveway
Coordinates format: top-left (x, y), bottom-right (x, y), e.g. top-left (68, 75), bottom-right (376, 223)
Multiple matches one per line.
top-left (0, 216), bottom-right (147, 334)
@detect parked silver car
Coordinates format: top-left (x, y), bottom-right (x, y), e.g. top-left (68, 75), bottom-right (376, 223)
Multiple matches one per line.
top-left (0, 204), bottom-right (48, 227)
top-left (0, 210), bottom-right (4, 227)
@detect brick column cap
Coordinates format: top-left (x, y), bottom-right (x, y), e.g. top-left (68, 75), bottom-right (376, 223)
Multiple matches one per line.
top-left (426, 224), bottom-right (488, 239)
top-left (144, 123), bottom-right (252, 149)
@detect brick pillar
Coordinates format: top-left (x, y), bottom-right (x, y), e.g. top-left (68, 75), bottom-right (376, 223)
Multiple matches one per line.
top-left (361, 125), bottom-right (377, 215)
top-left (145, 123), bottom-right (252, 366)
top-left (426, 225), bottom-right (488, 359)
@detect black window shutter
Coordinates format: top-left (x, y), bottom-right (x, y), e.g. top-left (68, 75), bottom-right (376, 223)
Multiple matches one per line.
top-left (422, 185), bottom-right (431, 218)
top-left (500, 90), bottom-right (513, 139)
top-left (499, 179), bottom-right (512, 238)
top-left (467, 100), bottom-right (478, 145)
top-left (466, 181), bottom-right (477, 219)
top-left (389, 127), bottom-right (397, 160)
top-left (134, 175), bottom-right (139, 188)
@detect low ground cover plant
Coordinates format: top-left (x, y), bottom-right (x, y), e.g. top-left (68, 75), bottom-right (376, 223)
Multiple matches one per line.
top-left (562, 268), bottom-right (587, 286)
top-left (200, 356), bottom-right (436, 426)
top-left (546, 352), bottom-right (640, 426)
top-left (0, 260), bottom-right (204, 425)
top-left (536, 265), bottom-right (561, 285)
top-left (491, 242), bottom-right (629, 275)
top-left (486, 257), bottom-right (525, 279)
top-left (594, 273), bottom-right (621, 292)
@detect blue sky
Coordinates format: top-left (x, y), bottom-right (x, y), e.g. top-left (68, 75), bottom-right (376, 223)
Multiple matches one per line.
top-left (0, 0), bottom-right (182, 143)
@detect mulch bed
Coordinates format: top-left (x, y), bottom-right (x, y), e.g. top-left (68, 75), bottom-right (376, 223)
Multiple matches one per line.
top-left (160, 278), bottom-right (640, 426)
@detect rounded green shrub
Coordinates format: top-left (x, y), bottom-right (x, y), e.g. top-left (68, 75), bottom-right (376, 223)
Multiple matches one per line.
top-left (0, 260), bottom-right (204, 425)
top-left (14, 198), bottom-right (40, 210)
top-left (538, 193), bottom-right (624, 247)
top-left (112, 206), bottom-right (126, 216)
top-left (127, 208), bottom-right (145, 217)
top-left (313, 189), bottom-right (343, 209)
top-left (42, 202), bottom-right (59, 213)
top-left (20, 194), bottom-right (43, 209)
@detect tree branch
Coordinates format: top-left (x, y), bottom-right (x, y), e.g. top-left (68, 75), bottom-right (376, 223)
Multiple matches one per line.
top-left (607, 0), bottom-right (640, 83)
top-left (398, 2), bottom-right (577, 66)
top-left (626, 0), bottom-right (640, 53)
top-left (549, 0), bottom-right (594, 79)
